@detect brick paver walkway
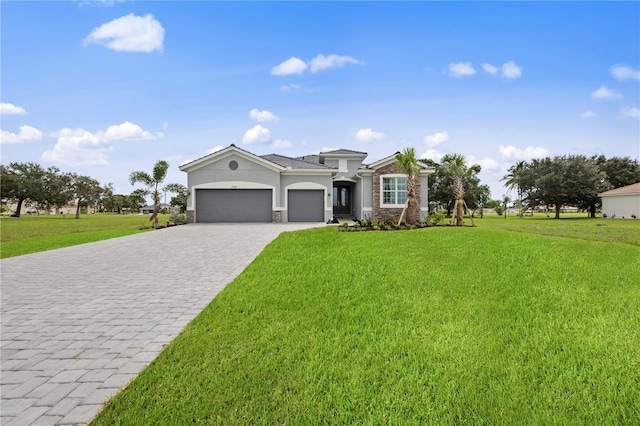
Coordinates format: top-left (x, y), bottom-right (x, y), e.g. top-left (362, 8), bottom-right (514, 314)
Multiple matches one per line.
top-left (1, 223), bottom-right (322, 425)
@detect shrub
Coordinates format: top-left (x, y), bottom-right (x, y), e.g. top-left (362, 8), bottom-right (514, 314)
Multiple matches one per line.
top-left (169, 212), bottom-right (187, 225)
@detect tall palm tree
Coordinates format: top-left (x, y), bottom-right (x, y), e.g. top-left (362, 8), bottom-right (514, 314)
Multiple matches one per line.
top-left (129, 160), bottom-right (172, 229)
top-left (441, 153), bottom-right (480, 226)
top-left (395, 148), bottom-right (421, 224)
top-left (502, 161), bottom-right (526, 217)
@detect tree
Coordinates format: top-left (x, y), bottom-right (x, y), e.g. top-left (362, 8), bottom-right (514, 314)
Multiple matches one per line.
top-left (592, 155), bottom-right (640, 190)
top-left (395, 148), bottom-right (421, 224)
top-left (0, 162), bottom-right (47, 217)
top-left (423, 157), bottom-right (486, 217)
top-left (128, 189), bottom-right (148, 213)
top-left (502, 195), bottom-right (511, 218)
top-left (502, 161), bottom-right (527, 217)
top-left (164, 183), bottom-right (189, 213)
top-left (440, 154), bottom-right (481, 226)
top-left (68, 174), bottom-right (104, 219)
top-left (42, 168), bottom-right (72, 214)
top-left (129, 160), bottom-right (181, 229)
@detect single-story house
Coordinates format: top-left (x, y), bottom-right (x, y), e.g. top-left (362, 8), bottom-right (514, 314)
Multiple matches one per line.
top-left (599, 182), bottom-right (640, 218)
top-left (140, 203), bottom-right (172, 214)
top-left (179, 144), bottom-right (436, 223)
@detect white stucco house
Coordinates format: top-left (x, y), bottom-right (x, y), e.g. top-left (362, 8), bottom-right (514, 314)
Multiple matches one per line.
top-left (599, 183), bottom-right (640, 219)
top-left (178, 145), bottom-right (436, 223)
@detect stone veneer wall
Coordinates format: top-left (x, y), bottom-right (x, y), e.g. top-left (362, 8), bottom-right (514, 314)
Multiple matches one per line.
top-left (186, 210), bottom-right (195, 223)
top-left (272, 211), bottom-right (281, 223)
top-left (372, 163), bottom-right (421, 222)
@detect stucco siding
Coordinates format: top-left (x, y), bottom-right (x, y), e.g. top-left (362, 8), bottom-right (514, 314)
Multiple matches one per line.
top-left (602, 194), bottom-right (640, 218)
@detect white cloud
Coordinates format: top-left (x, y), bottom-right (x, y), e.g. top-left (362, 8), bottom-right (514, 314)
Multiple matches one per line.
top-left (469, 156), bottom-right (500, 172)
top-left (481, 63), bottom-right (498, 75)
top-left (104, 121), bottom-right (156, 140)
top-left (271, 139), bottom-right (292, 149)
top-left (0, 102), bottom-right (27, 115)
top-left (42, 121), bottom-right (160, 165)
top-left (591, 86), bottom-right (622, 100)
top-left (1, 125), bottom-right (43, 144)
top-left (501, 61), bottom-right (523, 79)
top-left (448, 62), bottom-right (476, 77)
top-left (498, 144), bottom-right (549, 160)
top-left (309, 54), bottom-right (363, 72)
top-left (280, 84), bottom-right (301, 92)
top-left (424, 131), bottom-right (449, 147)
top-left (354, 128), bottom-right (385, 142)
top-left (42, 128), bottom-right (110, 165)
top-left (581, 110), bottom-right (597, 119)
top-left (83, 13), bottom-right (164, 53)
top-left (610, 65), bottom-right (640, 81)
top-left (621, 107), bottom-right (640, 119)
top-left (242, 125), bottom-right (271, 144)
top-left (249, 109), bottom-right (278, 123)
top-left (207, 145), bottom-right (224, 154)
top-left (271, 57), bottom-right (307, 76)
top-left (162, 121), bottom-right (169, 132)
top-left (421, 149), bottom-right (446, 162)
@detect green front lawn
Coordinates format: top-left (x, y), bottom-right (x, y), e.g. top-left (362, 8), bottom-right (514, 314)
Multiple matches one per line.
top-left (93, 219), bottom-right (640, 424)
top-left (0, 213), bottom-right (170, 258)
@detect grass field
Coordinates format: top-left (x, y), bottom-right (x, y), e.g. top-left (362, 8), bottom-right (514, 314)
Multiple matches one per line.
top-left (90, 216), bottom-right (640, 425)
top-left (0, 213), bottom-right (170, 259)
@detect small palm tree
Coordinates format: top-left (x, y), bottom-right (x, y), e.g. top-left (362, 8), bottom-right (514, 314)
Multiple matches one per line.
top-left (395, 148), bottom-right (421, 224)
top-left (441, 153), bottom-right (480, 226)
top-left (129, 160), bottom-right (174, 229)
top-left (502, 161), bottom-right (526, 217)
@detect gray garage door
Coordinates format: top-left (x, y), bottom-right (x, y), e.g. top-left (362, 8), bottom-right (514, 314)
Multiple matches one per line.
top-left (195, 189), bottom-right (272, 222)
top-left (288, 190), bottom-right (324, 222)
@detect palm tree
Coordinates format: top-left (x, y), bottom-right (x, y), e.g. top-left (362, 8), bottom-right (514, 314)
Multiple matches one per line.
top-left (129, 160), bottom-right (173, 229)
top-left (395, 148), bottom-right (421, 224)
top-left (502, 161), bottom-right (526, 217)
top-left (441, 154), bottom-right (480, 226)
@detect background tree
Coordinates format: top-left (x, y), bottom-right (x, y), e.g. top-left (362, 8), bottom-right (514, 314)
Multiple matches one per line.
top-left (130, 160), bottom-right (181, 229)
top-left (41, 167), bottom-right (72, 214)
top-left (440, 154), bottom-right (481, 226)
top-left (68, 173), bottom-right (103, 219)
top-left (502, 195), bottom-right (511, 218)
top-left (0, 162), bottom-right (47, 217)
top-left (502, 160), bottom-right (527, 217)
top-left (591, 155), bottom-right (640, 189)
top-left (164, 183), bottom-right (189, 213)
top-left (128, 189), bottom-right (148, 214)
top-left (395, 148), bottom-right (421, 224)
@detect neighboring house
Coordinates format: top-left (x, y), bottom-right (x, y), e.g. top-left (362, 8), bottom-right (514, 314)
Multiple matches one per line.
top-left (140, 203), bottom-right (172, 214)
top-left (179, 145), bottom-right (436, 223)
top-left (599, 183), bottom-right (640, 218)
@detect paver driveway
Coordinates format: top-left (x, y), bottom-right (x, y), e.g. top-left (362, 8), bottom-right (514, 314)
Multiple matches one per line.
top-left (1, 223), bottom-right (323, 425)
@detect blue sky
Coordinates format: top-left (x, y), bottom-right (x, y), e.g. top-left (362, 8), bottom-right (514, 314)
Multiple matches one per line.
top-left (2, 1), bottom-right (639, 200)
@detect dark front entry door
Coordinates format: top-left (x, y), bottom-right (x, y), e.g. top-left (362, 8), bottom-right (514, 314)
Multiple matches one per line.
top-left (333, 185), bottom-right (351, 216)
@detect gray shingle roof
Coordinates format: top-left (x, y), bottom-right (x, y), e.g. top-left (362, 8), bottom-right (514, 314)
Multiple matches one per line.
top-left (599, 182), bottom-right (640, 196)
top-left (260, 154), bottom-right (335, 170)
top-left (295, 154), bottom-right (321, 164)
top-left (320, 148), bottom-right (368, 155)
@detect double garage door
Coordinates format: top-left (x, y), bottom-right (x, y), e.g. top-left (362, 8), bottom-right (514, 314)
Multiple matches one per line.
top-left (195, 189), bottom-right (324, 223)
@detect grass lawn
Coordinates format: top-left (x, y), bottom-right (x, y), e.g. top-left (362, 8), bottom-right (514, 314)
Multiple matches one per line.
top-left (92, 217), bottom-right (640, 424)
top-left (0, 213), bottom-right (170, 259)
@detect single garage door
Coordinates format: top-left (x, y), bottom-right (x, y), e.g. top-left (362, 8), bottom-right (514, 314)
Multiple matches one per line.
top-left (196, 189), bottom-right (272, 222)
top-left (288, 190), bottom-right (324, 222)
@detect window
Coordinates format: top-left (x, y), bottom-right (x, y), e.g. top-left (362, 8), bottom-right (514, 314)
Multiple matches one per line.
top-left (381, 176), bottom-right (407, 206)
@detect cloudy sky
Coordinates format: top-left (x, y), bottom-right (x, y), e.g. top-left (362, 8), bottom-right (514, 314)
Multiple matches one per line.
top-left (1, 1), bottom-right (638, 199)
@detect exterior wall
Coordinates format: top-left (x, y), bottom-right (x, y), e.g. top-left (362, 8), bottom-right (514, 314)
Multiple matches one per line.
top-left (602, 194), bottom-right (640, 218)
top-left (280, 174), bottom-right (333, 222)
top-left (419, 174), bottom-right (430, 217)
top-left (186, 154), bottom-right (280, 210)
top-left (372, 163), bottom-right (421, 221)
top-left (322, 158), bottom-right (362, 179)
top-left (352, 180), bottom-right (362, 220)
top-left (186, 210), bottom-right (195, 223)
top-left (360, 174), bottom-right (373, 219)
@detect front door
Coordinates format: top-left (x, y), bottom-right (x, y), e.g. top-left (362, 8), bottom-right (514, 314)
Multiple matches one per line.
top-left (333, 185), bottom-right (351, 216)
